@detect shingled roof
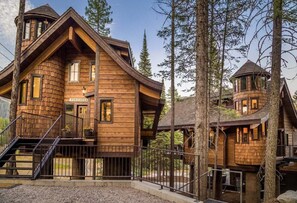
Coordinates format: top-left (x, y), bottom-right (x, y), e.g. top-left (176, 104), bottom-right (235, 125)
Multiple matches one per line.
top-left (25, 4), bottom-right (59, 21)
top-left (231, 60), bottom-right (270, 79)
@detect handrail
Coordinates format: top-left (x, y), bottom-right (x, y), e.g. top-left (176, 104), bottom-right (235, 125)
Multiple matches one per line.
top-left (32, 114), bottom-right (62, 153)
top-left (0, 115), bottom-right (22, 135)
top-left (21, 112), bottom-right (54, 120)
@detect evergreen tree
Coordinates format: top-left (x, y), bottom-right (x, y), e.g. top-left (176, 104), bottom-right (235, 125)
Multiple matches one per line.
top-left (138, 30), bottom-right (152, 78)
top-left (85, 0), bottom-right (113, 36)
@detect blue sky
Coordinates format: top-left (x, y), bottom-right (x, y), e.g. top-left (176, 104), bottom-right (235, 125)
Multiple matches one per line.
top-left (0, 0), bottom-right (296, 96)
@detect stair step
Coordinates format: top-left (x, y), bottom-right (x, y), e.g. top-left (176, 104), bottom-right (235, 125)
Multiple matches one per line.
top-left (0, 174), bottom-right (32, 179)
top-left (0, 160), bottom-right (35, 163)
top-left (5, 153), bottom-right (33, 157)
top-left (0, 167), bottom-right (32, 170)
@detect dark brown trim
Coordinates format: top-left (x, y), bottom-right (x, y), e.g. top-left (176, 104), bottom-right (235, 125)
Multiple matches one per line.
top-left (99, 98), bottom-right (114, 124)
top-left (93, 45), bottom-right (100, 134)
top-left (30, 74), bottom-right (43, 100)
top-left (134, 81), bottom-right (140, 146)
top-left (19, 80), bottom-right (28, 105)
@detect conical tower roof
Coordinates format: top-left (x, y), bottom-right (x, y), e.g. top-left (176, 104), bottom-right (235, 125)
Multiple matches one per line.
top-left (231, 60), bottom-right (270, 79)
top-left (15, 4), bottom-right (59, 24)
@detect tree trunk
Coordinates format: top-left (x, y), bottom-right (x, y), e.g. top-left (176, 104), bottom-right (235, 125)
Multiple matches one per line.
top-left (6, 0), bottom-right (25, 176)
top-left (170, 0), bottom-right (175, 191)
top-left (264, 0), bottom-right (282, 202)
top-left (195, 0), bottom-right (209, 200)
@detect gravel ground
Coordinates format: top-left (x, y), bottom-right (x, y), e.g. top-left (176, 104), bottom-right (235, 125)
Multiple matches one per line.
top-left (0, 185), bottom-right (172, 203)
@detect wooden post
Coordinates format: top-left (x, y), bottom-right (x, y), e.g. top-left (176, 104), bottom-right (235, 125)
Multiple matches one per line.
top-left (94, 45), bottom-right (100, 136)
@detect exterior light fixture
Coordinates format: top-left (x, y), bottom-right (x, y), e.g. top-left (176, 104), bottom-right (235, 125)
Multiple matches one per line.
top-left (82, 86), bottom-right (87, 96)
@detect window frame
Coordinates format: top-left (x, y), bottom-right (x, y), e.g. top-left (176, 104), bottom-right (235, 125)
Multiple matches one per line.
top-left (251, 98), bottom-right (259, 110)
top-left (240, 76), bottom-right (247, 91)
top-left (234, 79), bottom-right (239, 93)
top-left (68, 61), bottom-right (80, 82)
top-left (23, 20), bottom-right (31, 40)
top-left (241, 99), bottom-right (248, 115)
top-left (252, 126), bottom-right (260, 140)
top-left (236, 127), bottom-right (241, 143)
top-left (19, 80), bottom-right (28, 105)
top-left (251, 75), bottom-right (258, 90)
top-left (99, 98), bottom-right (113, 123)
top-left (234, 101), bottom-right (239, 111)
top-left (242, 127), bottom-right (249, 144)
top-left (31, 74), bottom-right (43, 100)
top-left (35, 20), bottom-right (46, 38)
top-left (89, 61), bottom-right (96, 82)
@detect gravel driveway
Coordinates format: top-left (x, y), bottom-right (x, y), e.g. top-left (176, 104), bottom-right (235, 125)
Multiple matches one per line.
top-left (0, 185), bottom-right (172, 203)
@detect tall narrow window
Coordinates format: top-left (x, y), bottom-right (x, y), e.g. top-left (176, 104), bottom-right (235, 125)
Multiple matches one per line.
top-left (31, 75), bottom-right (42, 99)
top-left (251, 98), bottom-right (258, 110)
top-left (242, 99), bottom-right (248, 114)
top-left (19, 81), bottom-right (27, 104)
top-left (234, 79), bottom-right (239, 93)
top-left (234, 101), bottom-right (239, 111)
top-left (36, 21), bottom-right (46, 37)
top-left (251, 75), bottom-right (257, 90)
top-left (90, 62), bottom-right (96, 81)
top-left (236, 128), bottom-right (240, 143)
top-left (23, 20), bottom-right (30, 40)
top-left (242, 127), bottom-right (249, 143)
top-left (252, 127), bottom-right (260, 140)
top-left (241, 77), bottom-right (247, 91)
top-left (69, 62), bottom-right (79, 82)
top-left (100, 99), bottom-right (112, 122)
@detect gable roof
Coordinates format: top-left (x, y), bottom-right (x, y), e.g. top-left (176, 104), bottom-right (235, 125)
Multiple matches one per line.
top-left (1, 7), bottom-right (162, 93)
top-left (231, 60), bottom-right (271, 79)
top-left (158, 79), bottom-right (297, 130)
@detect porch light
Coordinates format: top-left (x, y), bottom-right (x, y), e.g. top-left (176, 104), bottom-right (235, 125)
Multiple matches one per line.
top-left (82, 86), bottom-right (87, 96)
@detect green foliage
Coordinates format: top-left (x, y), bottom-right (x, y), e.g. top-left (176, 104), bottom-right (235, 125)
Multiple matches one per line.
top-left (0, 117), bottom-right (9, 132)
top-left (138, 31), bottom-right (152, 78)
top-left (218, 106), bottom-right (240, 118)
top-left (85, 0), bottom-right (113, 36)
top-left (150, 130), bottom-right (183, 149)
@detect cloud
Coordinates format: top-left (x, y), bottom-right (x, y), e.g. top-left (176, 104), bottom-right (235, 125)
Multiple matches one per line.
top-left (0, 0), bottom-right (33, 69)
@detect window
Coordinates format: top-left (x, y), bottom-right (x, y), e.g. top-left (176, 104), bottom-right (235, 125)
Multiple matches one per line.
top-left (241, 77), bottom-right (247, 91)
top-left (31, 75), bottom-right (42, 99)
top-left (262, 122), bottom-right (267, 136)
top-left (19, 81), bottom-right (27, 104)
top-left (90, 62), bottom-right (96, 81)
top-left (236, 128), bottom-right (240, 143)
top-left (69, 62), bottom-right (79, 82)
top-left (251, 98), bottom-right (258, 110)
top-left (252, 126), bottom-right (260, 140)
top-left (36, 21), bottom-right (46, 37)
top-left (23, 20), bottom-right (30, 40)
top-left (242, 99), bottom-right (248, 114)
top-left (234, 79), bottom-right (239, 93)
top-left (234, 101), bottom-right (239, 111)
top-left (100, 99), bottom-right (112, 122)
top-left (251, 75), bottom-right (257, 90)
top-left (65, 104), bottom-right (74, 115)
top-left (242, 127), bottom-right (249, 143)
top-left (260, 77), bottom-right (267, 89)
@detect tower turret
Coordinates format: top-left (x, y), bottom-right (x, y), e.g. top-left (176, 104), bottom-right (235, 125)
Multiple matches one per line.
top-left (231, 60), bottom-right (270, 115)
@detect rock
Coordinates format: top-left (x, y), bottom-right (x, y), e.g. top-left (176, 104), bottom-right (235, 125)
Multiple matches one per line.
top-left (277, 190), bottom-right (297, 203)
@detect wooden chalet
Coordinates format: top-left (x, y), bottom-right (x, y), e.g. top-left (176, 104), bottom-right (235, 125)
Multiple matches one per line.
top-left (0, 5), bottom-right (163, 179)
top-left (158, 60), bottom-right (297, 202)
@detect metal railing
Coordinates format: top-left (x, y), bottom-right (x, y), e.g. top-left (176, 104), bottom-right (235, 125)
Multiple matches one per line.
top-left (32, 115), bottom-right (62, 179)
top-left (62, 114), bottom-right (84, 138)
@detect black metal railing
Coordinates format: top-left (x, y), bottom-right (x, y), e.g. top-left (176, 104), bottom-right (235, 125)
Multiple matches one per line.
top-left (62, 114), bottom-right (84, 138)
top-left (32, 115), bottom-right (62, 179)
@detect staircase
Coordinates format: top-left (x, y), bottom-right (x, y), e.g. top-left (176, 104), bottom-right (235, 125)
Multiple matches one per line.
top-left (0, 112), bottom-right (62, 179)
top-left (0, 137), bottom-right (59, 178)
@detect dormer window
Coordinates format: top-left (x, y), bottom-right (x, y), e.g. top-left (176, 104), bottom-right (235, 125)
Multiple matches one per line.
top-left (36, 20), bottom-right (47, 37)
top-left (23, 20), bottom-right (30, 40)
top-left (241, 77), bottom-right (247, 91)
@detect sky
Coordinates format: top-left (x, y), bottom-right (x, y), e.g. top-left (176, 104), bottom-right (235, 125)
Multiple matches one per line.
top-left (0, 0), bottom-right (296, 96)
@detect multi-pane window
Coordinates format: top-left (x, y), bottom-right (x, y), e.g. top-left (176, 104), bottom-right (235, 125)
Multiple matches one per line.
top-left (69, 62), bottom-right (79, 82)
top-left (251, 98), bottom-right (258, 109)
top-left (234, 79), bottom-right (239, 93)
top-left (251, 75), bottom-right (257, 90)
top-left (36, 21), bottom-right (46, 37)
top-left (100, 99), bottom-right (112, 122)
top-left (242, 127), bottom-right (249, 143)
top-left (19, 81), bottom-right (27, 104)
top-left (242, 99), bottom-right (248, 114)
top-left (23, 20), bottom-right (30, 40)
top-left (241, 77), bottom-right (247, 91)
top-left (90, 62), bottom-right (95, 81)
top-left (31, 75), bottom-right (42, 99)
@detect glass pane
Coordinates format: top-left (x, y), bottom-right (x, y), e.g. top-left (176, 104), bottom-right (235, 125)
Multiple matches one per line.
top-left (20, 82), bottom-right (27, 104)
top-left (100, 100), bottom-right (112, 122)
top-left (24, 21), bottom-right (30, 39)
top-left (236, 128), bottom-right (240, 143)
top-left (251, 99), bottom-right (258, 109)
top-left (70, 63), bottom-right (79, 82)
top-left (65, 104), bottom-right (74, 115)
top-left (91, 64), bottom-right (95, 81)
top-left (253, 127), bottom-right (259, 139)
top-left (242, 100), bottom-right (248, 114)
top-left (241, 77), bottom-right (246, 91)
top-left (32, 77), bottom-right (41, 98)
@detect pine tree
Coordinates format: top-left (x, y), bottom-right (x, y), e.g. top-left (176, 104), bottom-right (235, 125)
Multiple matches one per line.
top-left (138, 30), bottom-right (152, 78)
top-left (85, 0), bottom-right (113, 36)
